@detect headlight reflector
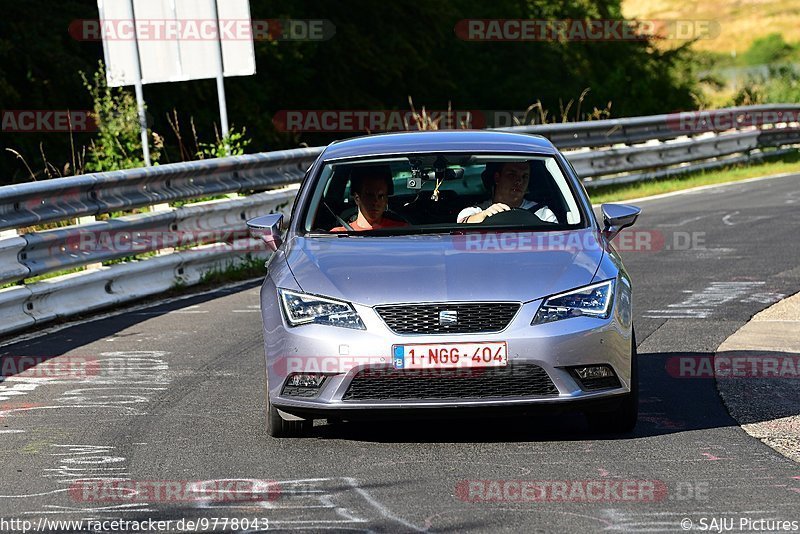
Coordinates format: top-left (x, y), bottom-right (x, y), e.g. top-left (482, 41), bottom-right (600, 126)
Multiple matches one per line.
top-left (279, 289), bottom-right (366, 329)
top-left (532, 279), bottom-right (615, 325)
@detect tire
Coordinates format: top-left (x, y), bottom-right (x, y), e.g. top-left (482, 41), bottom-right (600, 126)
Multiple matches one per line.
top-left (587, 328), bottom-right (638, 433)
top-left (265, 375), bottom-right (311, 438)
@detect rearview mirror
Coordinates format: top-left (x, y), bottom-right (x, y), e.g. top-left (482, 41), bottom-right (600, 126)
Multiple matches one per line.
top-left (247, 214), bottom-right (284, 252)
top-left (601, 203), bottom-right (641, 240)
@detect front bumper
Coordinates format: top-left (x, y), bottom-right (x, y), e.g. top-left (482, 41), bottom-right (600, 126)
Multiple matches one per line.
top-left (261, 279), bottom-right (634, 419)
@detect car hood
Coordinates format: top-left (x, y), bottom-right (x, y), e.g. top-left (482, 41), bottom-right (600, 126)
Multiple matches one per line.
top-left (284, 229), bottom-right (605, 306)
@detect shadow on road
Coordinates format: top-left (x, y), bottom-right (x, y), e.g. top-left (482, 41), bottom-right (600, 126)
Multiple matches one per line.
top-left (0, 281), bottom-right (261, 382)
top-left (306, 350), bottom-right (789, 443)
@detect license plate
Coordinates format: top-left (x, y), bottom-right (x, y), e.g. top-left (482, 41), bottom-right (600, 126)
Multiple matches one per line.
top-left (392, 342), bottom-right (508, 370)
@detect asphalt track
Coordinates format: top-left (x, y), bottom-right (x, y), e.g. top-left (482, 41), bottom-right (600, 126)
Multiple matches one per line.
top-left (0, 173), bottom-right (798, 533)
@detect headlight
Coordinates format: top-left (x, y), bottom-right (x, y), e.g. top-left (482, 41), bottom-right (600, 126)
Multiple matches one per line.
top-left (532, 279), bottom-right (615, 325)
top-left (278, 289), bottom-right (366, 330)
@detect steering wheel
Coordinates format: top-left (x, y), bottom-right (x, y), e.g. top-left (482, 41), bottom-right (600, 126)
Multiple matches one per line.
top-left (477, 207), bottom-right (545, 226)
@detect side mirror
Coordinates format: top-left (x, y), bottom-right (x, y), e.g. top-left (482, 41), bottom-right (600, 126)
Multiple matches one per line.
top-left (601, 203), bottom-right (641, 240)
top-left (247, 214), bottom-right (284, 252)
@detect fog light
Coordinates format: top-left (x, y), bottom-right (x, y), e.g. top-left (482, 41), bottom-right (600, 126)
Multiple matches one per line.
top-left (282, 374), bottom-right (327, 398)
top-left (287, 374), bottom-right (326, 387)
top-left (569, 365), bottom-right (621, 391)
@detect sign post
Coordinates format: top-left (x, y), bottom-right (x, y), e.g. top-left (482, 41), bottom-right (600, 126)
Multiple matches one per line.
top-left (128, 0), bottom-right (150, 166)
top-left (211, 0), bottom-right (230, 154)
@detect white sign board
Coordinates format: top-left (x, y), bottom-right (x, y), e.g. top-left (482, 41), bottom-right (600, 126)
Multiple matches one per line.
top-left (98, 0), bottom-right (256, 87)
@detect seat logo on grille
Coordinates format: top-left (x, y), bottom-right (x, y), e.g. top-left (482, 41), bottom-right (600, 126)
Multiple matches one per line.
top-left (439, 310), bottom-right (458, 326)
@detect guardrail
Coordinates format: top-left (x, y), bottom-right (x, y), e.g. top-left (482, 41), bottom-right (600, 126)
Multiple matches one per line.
top-left (0, 147), bottom-right (322, 232)
top-left (502, 104), bottom-right (800, 148)
top-left (1, 104), bottom-right (799, 338)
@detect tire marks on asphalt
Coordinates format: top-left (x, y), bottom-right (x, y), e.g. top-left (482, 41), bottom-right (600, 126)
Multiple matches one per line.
top-left (643, 282), bottom-right (785, 319)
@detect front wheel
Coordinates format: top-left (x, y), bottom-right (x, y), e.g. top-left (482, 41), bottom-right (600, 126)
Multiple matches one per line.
top-left (586, 329), bottom-right (638, 433)
top-left (265, 376), bottom-right (311, 438)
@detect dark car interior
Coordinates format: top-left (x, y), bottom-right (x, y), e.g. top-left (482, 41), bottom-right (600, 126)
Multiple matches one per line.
top-left (311, 159), bottom-right (573, 231)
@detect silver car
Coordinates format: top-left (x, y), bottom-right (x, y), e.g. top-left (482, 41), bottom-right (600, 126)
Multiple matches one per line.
top-left (248, 131), bottom-right (641, 437)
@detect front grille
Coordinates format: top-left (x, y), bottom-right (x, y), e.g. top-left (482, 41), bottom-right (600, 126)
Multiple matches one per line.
top-left (375, 302), bottom-right (520, 334)
top-left (281, 385), bottom-right (322, 398)
top-left (342, 364), bottom-right (558, 401)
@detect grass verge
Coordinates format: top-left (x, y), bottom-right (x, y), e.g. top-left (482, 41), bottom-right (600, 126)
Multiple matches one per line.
top-left (587, 150), bottom-right (800, 204)
top-left (196, 255), bottom-right (266, 287)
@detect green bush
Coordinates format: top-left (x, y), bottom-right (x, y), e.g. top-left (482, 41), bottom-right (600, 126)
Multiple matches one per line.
top-left (81, 62), bottom-right (160, 172)
top-left (732, 65), bottom-right (800, 105)
top-left (196, 127), bottom-right (252, 159)
top-left (744, 33), bottom-right (795, 65)
top-left (761, 65), bottom-right (800, 102)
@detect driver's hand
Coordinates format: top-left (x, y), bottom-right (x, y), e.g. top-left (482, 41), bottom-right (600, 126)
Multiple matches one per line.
top-left (465, 203), bottom-right (510, 223)
top-left (484, 203), bottom-right (511, 217)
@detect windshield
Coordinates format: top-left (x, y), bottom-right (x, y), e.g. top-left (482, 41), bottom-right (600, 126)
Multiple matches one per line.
top-left (302, 153), bottom-right (586, 234)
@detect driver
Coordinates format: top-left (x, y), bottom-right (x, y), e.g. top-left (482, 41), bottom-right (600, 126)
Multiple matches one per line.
top-left (457, 161), bottom-right (558, 224)
top-left (330, 166), bottom-right (409, 232)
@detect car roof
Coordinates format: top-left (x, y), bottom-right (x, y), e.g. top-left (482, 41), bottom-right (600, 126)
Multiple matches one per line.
top-left (320, 130), bottom-right (558, 160)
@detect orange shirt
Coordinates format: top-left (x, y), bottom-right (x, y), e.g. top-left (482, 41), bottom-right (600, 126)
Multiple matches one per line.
top-left (331, 218), bottom-right (408, 232)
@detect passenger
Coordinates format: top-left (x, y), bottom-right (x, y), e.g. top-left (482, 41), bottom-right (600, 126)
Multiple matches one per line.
top-left (457, 161), bottom-right (558, 224)
top-left (330, 166), bottom-right (409, 232)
